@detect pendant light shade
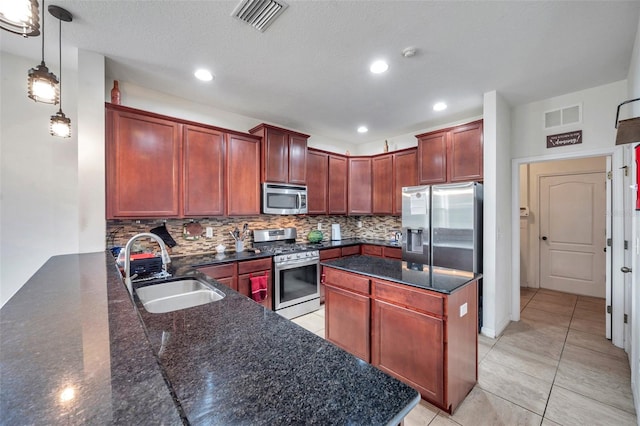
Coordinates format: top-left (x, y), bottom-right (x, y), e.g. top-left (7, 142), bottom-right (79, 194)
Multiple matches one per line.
top-left (27, 0), bottom-right (59, 104)
top-left (48, 5), bottom-right (72, 138)
top-left (27, 61), bottom-right (59, 103)
top-left (0, 0), bottom-right (40, 37)
top-left (50, 109), bottom-right (71, 138)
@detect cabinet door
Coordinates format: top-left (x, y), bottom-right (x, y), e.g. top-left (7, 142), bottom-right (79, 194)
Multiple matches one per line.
top-left (288, 135), bottom-right (307, 184)
top-left (107, 109), bottom-right (181, 218)
top-left (264, 127), bottom-right (288, 183)
top-left (227, 134), bottom-right (260, 215)
top-left (449, 120), bottom-right (483, 182)
top-left (362, 244), bottom-right (383, 257)
top-left (325, 284), bottom-right (370, 362)
top-left (372, 154), bottom-right (393, 215)
top-left (417, 131), bottom-right (448, 184)
top-left (348, 157), bottom-right (372, 215)
top-left (372, 299), bottom-right (444, 405)
top-left (183, 125), bottom-right (225, 216)
top-left (393, 149), bottom-right (417, 215)
top-left (238, 271), bottom-right (272, 310)
top-left (306, 150), bottom-right (328, 214)
top-left (328, 155), bottom-right (348, 214)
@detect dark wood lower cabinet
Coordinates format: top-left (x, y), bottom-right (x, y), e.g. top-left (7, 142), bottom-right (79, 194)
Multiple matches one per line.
top-left (323, 265), bottom-right (478, 414)
top-left (372, 299), bottom-right (444, 405)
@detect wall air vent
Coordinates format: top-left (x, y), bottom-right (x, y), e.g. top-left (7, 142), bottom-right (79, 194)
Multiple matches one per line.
top-left (544, 104), bottom-right (582, 129)
top-left (231, 0), bottom-right (288, 32)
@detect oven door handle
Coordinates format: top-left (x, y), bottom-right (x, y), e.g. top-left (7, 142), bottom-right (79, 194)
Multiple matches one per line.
top-left (275, 258), bottom-right (319, 269)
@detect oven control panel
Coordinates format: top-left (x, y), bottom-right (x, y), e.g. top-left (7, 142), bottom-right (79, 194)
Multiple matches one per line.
top-left (274, 250), bottom-right (319, 264)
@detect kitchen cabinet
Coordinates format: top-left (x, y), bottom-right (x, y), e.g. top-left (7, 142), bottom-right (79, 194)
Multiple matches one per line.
top-left (361, 244), bottom-right (401, 259)
top-left (383, 246), bottom-right (402, 259)
top-left (226, 134), bottom-right (261, 216)
top-left (341, 245), bottom-right (360, 257)
top-left (237, 257), bottom-right (273, 309)
top-left (249, 123), bottom-right (309, 184)
top-left (183, 125), bottom-right (225, 216)
top-left (106, 107), bottom-right (182, 218)
top-left (393, 149), bottom-right (418, 214)
top-left (361, 244), bottom-right (383, 257)
top-left (323, 265), bottom-right (478, 413)
top-left (319, 248), bottom-right (342, 304)
top-left (198, 262), bottom-right (237, 291)
top-left (306, 149), bottom-right (329, 214)
top-left (372, 154), bottom-right (393, 215)
top-left (328, 154), bottom-right (348, 214)
top-left (348, 157), bottom-right (372, 215)
top-left (416, 120), bottom-right (483, 184)
top-left (324, 267), bottom-right (370, 362)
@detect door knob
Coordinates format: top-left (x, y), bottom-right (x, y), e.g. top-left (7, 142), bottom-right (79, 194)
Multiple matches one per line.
top-left (541, 236), bottom-right (548, 241)
top-left (621, 266), bottom-right (632, 273)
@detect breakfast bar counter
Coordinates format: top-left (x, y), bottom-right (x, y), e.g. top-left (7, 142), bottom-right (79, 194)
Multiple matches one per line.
top-left (0, 252), bottom-right (419, 425)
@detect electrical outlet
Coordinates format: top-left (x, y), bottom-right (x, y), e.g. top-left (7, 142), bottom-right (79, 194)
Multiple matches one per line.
top-left (317, 223), bottom-right (322, 230)
top-left (459, 302), bottom-right (468, 317)
top-left (357, 220), bottom-right (362, 228)
top-left (205, 227), bottom-right (214, 238)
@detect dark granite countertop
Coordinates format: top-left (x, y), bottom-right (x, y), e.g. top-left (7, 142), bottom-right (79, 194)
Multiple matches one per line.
top-left (1, 251), bottom-right (419, 425)
top-left (322, 255), bottom-right (481, 294)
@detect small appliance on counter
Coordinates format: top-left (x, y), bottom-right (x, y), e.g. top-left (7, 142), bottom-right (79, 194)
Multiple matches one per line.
top-left (331, 224), bottom-right (341, 241)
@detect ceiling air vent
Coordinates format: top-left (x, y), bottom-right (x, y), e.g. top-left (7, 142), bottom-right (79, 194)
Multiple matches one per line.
top-left (231, 0), bottom-right (288, 32)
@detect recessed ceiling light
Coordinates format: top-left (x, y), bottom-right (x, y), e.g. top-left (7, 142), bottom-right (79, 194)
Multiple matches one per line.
top-left (194, 69), bottom-right (214, 81)
top-left (433, 102), bottom-right (447, 111)
top-left (369, 60), bottom-right (388, 74)
top-left (357, 126), bottom-right (368, 133)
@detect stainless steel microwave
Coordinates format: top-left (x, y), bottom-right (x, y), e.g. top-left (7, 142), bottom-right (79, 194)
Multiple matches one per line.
top-left (262, 183), bottom-right (308, 215)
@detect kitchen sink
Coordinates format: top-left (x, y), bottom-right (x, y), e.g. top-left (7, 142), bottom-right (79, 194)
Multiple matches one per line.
top-left (135, 278), bottom-right (225, 314)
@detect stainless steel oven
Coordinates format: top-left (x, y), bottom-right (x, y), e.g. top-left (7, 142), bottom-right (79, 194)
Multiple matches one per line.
top-left (273, 251), bottom-right (320, 319)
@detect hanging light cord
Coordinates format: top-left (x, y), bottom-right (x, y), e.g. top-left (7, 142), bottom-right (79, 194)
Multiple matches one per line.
top-left (58, 16), bottom-right (62, 112)
top-left (40, 0), bottom-right (45, 62)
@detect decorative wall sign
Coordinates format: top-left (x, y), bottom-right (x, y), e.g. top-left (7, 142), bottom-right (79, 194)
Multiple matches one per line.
top-left (546, 130), bottom-right (582, 148)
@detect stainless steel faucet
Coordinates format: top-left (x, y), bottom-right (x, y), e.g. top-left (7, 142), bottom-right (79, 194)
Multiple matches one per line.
top-left (123, 233), bottom-right (171, 295)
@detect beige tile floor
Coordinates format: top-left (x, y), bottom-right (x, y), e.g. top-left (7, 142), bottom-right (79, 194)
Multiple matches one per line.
top-left (293, 289), bottom-right (638, 425)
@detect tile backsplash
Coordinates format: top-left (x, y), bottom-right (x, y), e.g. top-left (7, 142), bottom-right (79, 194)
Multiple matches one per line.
top-left (106, 215), bottom-right (401, 255)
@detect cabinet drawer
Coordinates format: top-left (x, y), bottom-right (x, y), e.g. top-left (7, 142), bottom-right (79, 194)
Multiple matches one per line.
top-left (372, 279), bottom-right (443, 316)
top-left (362, 245), bottom-right (383, 257)
top-left (341, 245), bottom-right (360, 257)
top-left (324, 267), bottom-right (370, 295)
top-left (384, 247), bottom-right (402, 259)
top-left (320, 247), bottom-right (342, 260)
top-left (237, 257), bottom-right (272, 274)
top-left (198, 263), bottom-right (236, 279)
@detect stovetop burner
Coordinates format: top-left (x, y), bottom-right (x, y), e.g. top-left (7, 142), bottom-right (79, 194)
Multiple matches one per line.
top-left (253, 227), bottom-right (320, 261)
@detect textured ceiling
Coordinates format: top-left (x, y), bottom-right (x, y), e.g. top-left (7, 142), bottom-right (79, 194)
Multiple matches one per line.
top-left (2, 1), bottom-right (639, 144)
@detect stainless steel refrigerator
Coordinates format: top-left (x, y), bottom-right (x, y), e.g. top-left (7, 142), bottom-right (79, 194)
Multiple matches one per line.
top-left (401, 182), bottom-right (482, 274)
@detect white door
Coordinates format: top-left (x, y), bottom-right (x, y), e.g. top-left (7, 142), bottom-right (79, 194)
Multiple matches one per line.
top-left (539, 172), bottom-right (606, 297)
top-left (622, 145), bottom-right (633, 354)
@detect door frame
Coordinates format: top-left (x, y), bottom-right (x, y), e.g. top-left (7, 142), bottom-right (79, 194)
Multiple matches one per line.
top-left (511, 146), bottom-right (624, 347)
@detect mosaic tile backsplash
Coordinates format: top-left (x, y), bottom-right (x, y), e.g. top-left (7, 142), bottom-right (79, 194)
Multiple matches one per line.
top-left (107, 215), bottom-right (401, 255)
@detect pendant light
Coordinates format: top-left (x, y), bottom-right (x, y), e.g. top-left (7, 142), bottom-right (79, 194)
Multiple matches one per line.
top-left (0, 0), bottom-right (40, 37)
top-left (27, 0), bottom-right (58, 104)
top-left (48, 5), bottom-right (72, 138)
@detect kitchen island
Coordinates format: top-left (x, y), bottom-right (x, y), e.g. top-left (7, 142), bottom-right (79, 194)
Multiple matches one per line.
top-left (321, 255), bottom-right (480, 414)
top-left (0, 252), bottom-right (419, 425)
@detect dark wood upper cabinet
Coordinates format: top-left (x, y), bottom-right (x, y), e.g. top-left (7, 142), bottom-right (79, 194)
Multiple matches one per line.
top-left (449, 120), bottom-right (483, 182)
top-left (306, 149), bottom-right (329, 214)
top-left (417, 130), bottom-right (448, 184)
top-left (372, 154), bottom-right (393, 215)
top-left (328, 154), bottom-right (348, 215)
top-left (183, 125), bottom-right (225, 217)
top-left (106, 107), bottom-right (182, 218)
top-left (416, 119), bottom-right (483, 185)
top-left (226, 134), bottom-right (261, 216)
top-left (249, 123), bottom-right (309, 184)
top-left (348, 157), bottom-right (372, 215)
top-left (393, 149), bottom-right (418, 215)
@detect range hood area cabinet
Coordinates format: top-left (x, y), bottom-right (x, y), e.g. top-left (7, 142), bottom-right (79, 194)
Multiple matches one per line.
top-left (106, 104), bottom-right (261, 219)
top-left (249, 123), bottom-right (309, 185)
top-left (306, 149), bottom-right (348, 215)
top-left (416, 120), bottom-right (483, 184)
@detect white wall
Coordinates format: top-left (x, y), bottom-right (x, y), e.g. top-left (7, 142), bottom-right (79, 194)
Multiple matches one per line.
top-left (0, 51), bottom-right (80, 306)
top-left (114, 81), bottom-right (354, 155)
top-left (512, 80), bottom-right (627, 160)
top-left (482, 91), bottom-right (512, 338)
